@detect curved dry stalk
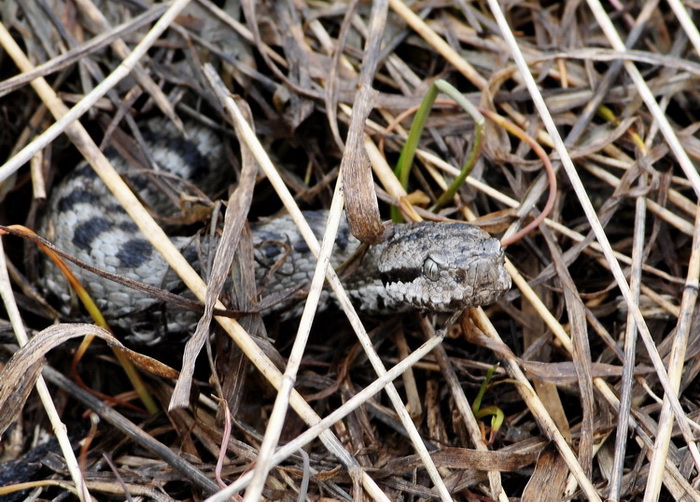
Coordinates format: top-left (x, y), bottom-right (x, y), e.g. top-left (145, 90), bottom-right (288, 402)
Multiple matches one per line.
top-left (2, 225), bottom-right (157, 413)
top-left (0, 243), bottom-right (90, 501)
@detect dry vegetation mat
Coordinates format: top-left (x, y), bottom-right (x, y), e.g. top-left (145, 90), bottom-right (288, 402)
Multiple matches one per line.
top-left (0, 0), bottom-right (699, 500)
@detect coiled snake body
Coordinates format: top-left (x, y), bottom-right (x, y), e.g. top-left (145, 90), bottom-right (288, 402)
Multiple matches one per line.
top-left (39, 119), bottom-right (511, 344)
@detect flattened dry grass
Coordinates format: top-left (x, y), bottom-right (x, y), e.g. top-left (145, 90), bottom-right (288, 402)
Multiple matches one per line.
top-left (0, 1), bottom-right (699, 500)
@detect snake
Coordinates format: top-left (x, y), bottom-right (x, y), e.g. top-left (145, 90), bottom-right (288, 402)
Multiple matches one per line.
top-left (38, 118), bottom-right (512, 344)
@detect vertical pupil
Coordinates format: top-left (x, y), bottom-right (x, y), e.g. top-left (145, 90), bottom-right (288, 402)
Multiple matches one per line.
top-left (422, 258), bottom-right (440, 281)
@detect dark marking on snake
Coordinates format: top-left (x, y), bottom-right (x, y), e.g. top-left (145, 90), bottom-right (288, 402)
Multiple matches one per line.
top-left (116, 238), bottom-right (153, 268)
top-left (72, 218), bottom-right (111, 250)
top-left (57, 190), bottom-right (102, 212)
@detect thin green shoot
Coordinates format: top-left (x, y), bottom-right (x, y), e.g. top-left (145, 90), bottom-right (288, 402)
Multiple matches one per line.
top-left (392, 79), bottom-right (484, 221)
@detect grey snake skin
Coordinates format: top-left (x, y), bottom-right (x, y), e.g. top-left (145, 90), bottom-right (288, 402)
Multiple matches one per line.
top-left (39, 118), bottom-right (511, 343)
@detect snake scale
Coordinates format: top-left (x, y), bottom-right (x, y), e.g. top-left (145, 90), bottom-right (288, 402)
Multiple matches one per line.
top-left (39, 118), bottom-right (511, 344)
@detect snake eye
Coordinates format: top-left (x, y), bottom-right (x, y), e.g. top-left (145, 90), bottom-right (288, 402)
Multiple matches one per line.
top-left (422, 257), bottom-right (440, 282)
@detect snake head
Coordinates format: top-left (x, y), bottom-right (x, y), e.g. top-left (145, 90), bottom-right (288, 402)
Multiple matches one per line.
top-left (378, 222), bottom-right (511, 311)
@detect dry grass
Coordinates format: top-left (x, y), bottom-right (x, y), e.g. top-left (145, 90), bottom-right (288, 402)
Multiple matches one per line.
top-left (0, 1), bottom-right (699, 500)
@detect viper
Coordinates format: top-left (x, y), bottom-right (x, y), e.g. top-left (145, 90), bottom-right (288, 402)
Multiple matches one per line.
top-left (39, 118), bottom-right (511, 343)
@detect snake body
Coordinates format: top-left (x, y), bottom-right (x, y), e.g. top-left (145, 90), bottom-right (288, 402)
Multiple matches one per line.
top-left (39, 119), bottom-right (511, 343)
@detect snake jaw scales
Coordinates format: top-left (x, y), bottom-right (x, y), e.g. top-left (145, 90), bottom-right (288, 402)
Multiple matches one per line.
top-left (378, 221), bottom-right (511, 311)
top-left (39, 119), bottom-right (511, 344)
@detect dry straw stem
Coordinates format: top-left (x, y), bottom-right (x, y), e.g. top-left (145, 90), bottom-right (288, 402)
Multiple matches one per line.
top-left (75, 480), bottom-right (175, 501)
top-left (205, 93), bottom-right (394, 499)
top-left (5, 1), bottom-right (700, 499)
top-left (492, 0), bottom-right (700, 496)
top-left (207, 327), bottom-right (446, 499)
top-left (0, 242), bottom-right (89, 501)
top-left (0, 7), bottom-right (393, 500)
top-left (416, 316), bottom-right (508, 501)
top-left (610, 170), bottom-right (647, 499)
top-left (40, 365), bottom-right (219, 493)
top-left (645, 191), bottom-right (700, 497)
top-left (240, 113), bottom-right (347, 500)
top-left (351, 91), bottom-right (510, 497)
top-left (0, 5), bottom-right (168, 99)
top-left (0, 480), bottom-right (85, 500)
top-left (389, 0), bottom-right (486, 90)
top-left (0, 0), bottom-right (194, 182)
top-left (589, 0), bottom-right (700, 486)
top-left (205, 67), bottom-right (451, 501)
top-left (227, 5), bottom-right (484, 497)
top-left (346, 7), bottom-right (665, 498)
top-left (366, 119), bottom-right (508, 500)
top-left (71, 0), bottom-right (182, 131)
top-left (350, 48), bottom-right (684, 497)
top-left (666, 0), bottom-right (700, 76)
